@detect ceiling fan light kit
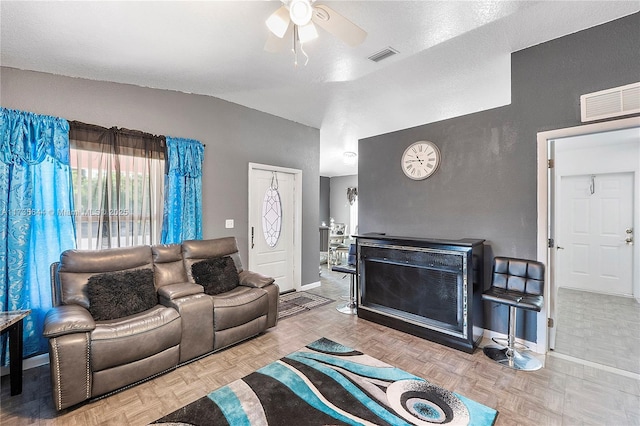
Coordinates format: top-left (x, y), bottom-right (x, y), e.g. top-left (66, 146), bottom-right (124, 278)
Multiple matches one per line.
top-left (297, 22), bottom-right (318, 43)
top-left (289, 0), bottom-right (313, 26)
top-left (343, 151), bottom-right (357, 165)
top-left (265, 0), bottom-right (367, 66)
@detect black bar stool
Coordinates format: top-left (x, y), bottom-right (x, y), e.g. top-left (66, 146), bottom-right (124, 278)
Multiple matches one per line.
top-left (482, 257), bottom-right (545, 371)
top-left (331, 244), bottom-right (357, 315)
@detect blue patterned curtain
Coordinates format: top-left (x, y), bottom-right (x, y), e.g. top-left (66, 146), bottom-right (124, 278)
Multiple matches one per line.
top-left (0, 108), bottom-right (76, 362)
top-left (161, 137), bottom-right (204, 244)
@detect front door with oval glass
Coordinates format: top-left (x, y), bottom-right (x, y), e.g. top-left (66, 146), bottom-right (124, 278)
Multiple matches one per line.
top-left (249, 167), bottom-right (297, 293)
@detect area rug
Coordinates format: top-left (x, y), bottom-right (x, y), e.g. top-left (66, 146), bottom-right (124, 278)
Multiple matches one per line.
top-left (278, 291), bottom-right (334, 320)
top-left (151, 337), bottom-right (498, 425)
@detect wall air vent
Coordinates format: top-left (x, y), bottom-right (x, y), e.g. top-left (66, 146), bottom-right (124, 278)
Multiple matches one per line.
top-left (368, 47), bottom-right (399, 63)
top-left (580, 82), bottom-right (640, 122)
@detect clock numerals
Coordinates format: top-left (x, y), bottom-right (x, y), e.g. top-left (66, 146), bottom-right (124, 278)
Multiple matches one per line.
top-left (401, 141), bottom-right (440, 180)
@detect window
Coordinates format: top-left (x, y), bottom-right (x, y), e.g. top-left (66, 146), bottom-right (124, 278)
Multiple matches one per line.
top-left (349, 198), bottom-right (358, 237)
top-left (347, 186), bottom-right (358, 237)
top-left (69, 122), bottom-right (165, 249)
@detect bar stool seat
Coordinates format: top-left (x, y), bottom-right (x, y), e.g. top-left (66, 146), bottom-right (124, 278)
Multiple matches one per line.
top-left (482, 257), bottom-right (545, 371)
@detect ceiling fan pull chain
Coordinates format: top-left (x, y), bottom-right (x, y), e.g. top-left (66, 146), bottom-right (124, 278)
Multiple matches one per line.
top-left (299, 42), bottom-right (309, 66)
top-left (293, 25), bottom-right (299, 67)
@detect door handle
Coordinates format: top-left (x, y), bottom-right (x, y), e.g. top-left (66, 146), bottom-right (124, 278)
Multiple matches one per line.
top-left (625, 228), bottom-right (633, 245)
top-left (251, 227), bottom-right (255, 249)
top-left (556, 246), bottom-right (565, 250)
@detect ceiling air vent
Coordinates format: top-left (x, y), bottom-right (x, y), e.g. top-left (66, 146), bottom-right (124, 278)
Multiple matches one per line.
top-left (580, 82), bottom-right (640, 122)
top-left (368, 47), bottom-right (398, 63)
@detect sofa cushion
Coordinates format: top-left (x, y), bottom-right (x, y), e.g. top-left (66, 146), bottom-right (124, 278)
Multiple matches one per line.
top-left (212, 286), bottom-right (269, 331)
top-left (152, 244), bottom-right (188, 287)
top-left (182, 238), bottom-right (243, 283)
top-left (90, 305), bottom-right (181, 372)
top-left (58, 245), bottom-right (154, 308)
top-left (87, 268), bottom-right (157, 321)
top-left (191, 257), bottom-right (240, 296)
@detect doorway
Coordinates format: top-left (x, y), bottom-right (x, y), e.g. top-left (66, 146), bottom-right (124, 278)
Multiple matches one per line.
top-left (248, 163), bottom-right (302, 293)
top-left (536, 117), bottom-right (640, 375)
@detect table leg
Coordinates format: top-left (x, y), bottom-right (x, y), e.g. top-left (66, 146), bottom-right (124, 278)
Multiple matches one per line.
top-left (8, 320), bottom-right (24, 396)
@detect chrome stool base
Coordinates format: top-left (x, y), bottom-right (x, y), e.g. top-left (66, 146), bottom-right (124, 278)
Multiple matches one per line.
top-left (337, 302), bottom-right (357, 315)
top-left (483, 345), bottom-right (542, 371)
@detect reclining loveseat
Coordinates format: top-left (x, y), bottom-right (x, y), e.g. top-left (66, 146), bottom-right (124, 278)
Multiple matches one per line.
top-left (43, 237), bottom-right (279, 410)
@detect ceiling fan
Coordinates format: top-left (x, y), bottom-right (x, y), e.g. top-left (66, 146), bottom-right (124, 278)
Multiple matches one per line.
top-left (264, 0), bottom-right (367, 66)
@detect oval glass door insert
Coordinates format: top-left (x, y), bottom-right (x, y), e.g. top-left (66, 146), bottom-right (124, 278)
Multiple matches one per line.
top-left (262, 186), bottom-right (282, 247)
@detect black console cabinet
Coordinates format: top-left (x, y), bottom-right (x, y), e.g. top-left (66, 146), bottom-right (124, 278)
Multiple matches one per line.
top-left (356, 235), bottom-right (484, 353)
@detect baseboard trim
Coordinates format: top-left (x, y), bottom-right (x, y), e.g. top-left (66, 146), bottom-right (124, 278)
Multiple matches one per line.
top-left (300, 280), bottom-right (320, 291)
top-left (0, 353), bottom-right (49, 376)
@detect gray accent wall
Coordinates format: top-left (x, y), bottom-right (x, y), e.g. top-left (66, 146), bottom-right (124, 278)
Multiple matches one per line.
top-left (359, 13), bottom-right (640, 342)
top-left (0, 67), bottom-right (320, 287)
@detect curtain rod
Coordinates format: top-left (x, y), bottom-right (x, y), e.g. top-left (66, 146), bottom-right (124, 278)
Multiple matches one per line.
top-left (69, 120), bottom-right (205, 147)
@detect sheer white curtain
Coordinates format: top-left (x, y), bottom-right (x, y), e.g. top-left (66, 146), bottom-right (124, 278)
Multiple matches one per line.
top-left (69, 122), bottom-right (165, 249)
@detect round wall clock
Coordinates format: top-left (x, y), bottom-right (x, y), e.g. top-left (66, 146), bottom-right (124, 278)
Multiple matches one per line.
top-left (401, 140), bottom-right (441, 180)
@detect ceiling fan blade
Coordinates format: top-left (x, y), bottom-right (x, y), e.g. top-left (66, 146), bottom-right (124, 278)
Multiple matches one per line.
top-left (311, 4), bottom-right (367, 47)
top-left (266, 5), bottom-right (291, 38)
top-left (264, 25), bottom-right (292, 53)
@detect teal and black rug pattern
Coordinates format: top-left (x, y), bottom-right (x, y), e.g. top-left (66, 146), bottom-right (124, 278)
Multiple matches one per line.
top-left (151, 337), bottom-right (498, 425)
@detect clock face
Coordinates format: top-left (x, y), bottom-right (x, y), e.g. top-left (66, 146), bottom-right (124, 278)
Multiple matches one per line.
top-left (401, 141), bottom-right (441, 180)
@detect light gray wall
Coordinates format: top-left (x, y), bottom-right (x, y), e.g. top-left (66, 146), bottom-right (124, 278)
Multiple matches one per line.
top-left (329, 174), bottom-right (358, 235)
top-left (0, 67), bottom-right (321, 286)
top-left (359, 13), bottom-right (640, 342)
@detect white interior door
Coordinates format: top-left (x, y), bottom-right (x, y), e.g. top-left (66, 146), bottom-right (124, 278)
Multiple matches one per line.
top-left (557, 172), bottom-right (634, 296)
top-left (248, 165), bottom-right (300, 293)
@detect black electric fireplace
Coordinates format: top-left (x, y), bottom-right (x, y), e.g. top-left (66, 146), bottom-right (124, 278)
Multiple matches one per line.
top-left (356, 235), bottom-right (484, 353)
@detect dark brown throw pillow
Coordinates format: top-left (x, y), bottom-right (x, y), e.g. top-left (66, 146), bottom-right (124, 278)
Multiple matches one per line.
top-left (87, 268), bottom-right (157, 321)
top-left (191, 256), bottom-right (239, 296)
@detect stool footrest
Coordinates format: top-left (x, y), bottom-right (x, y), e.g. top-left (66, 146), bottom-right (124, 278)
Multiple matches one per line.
top-left (491, 337), bottom-right (529, 351)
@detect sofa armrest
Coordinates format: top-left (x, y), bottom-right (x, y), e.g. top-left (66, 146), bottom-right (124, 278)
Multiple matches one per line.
top-left (158, 282), bottom-right (204, 301)
top-left (43, 305), bottom-right (96, 338)
top-left (239, 270), bottom-right (275, 288)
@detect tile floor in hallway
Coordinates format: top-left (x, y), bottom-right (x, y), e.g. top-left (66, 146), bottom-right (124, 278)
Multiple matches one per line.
top-left (554, 287), bottom-right (640, 375)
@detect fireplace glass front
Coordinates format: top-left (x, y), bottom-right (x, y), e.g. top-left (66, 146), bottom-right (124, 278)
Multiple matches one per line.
top-left (359, 244), bottom-right (467, 338)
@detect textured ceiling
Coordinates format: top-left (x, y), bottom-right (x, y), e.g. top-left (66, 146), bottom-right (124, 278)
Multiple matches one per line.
top-left (1, 1), bottom-right (638, 176)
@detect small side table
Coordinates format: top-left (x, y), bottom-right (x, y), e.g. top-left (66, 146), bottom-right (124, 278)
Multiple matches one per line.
top-left (331, 265), bottom-right (357, 315)
top-left (1, 310), bottom-right (30, 396)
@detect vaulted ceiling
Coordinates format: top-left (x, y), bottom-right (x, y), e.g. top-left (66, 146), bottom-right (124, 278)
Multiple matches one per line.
top-left (1, 1), bottom-right (638, 176)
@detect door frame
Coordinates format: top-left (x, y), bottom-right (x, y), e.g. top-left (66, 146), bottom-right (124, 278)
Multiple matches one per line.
top-left (536, 116), bottom-right (640, 354)
top-left (248, 162), bottom-right (302, 292)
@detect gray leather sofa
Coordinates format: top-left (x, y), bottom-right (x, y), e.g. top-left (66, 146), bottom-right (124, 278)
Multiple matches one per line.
top-left (43, 237), bottom-right (278, 411)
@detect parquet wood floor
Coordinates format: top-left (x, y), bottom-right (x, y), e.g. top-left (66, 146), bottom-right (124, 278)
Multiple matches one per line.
top-left (1, 267), bottom-right (639, 425)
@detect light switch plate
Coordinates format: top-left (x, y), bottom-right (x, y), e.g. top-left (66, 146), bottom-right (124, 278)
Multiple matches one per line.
top-left (225, 219), bottom-right (234, 229)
